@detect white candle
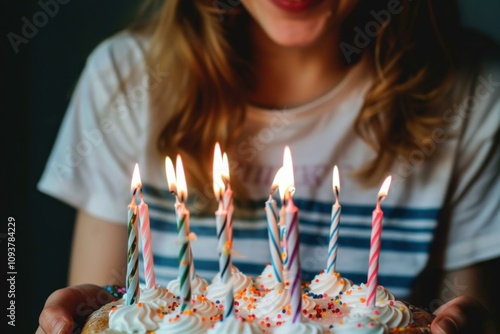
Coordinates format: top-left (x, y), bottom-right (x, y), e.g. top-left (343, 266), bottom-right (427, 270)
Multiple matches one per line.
top-left (326, 165), bottom-right (341, 274)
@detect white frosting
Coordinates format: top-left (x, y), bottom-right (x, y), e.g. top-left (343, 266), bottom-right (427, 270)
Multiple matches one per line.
top-left (191, 295), bottom-right (220, 319)
top-left (108, 302), bottom-right (160, 333)
top-left (208, 314), bottom-right (261, 334)
top-left (339, 284), bottom-right (395, 307)
top-left (156, 311), bottom-right (212, 334)
top-left (139, 285), bottom-right (178, 311)
top-left (308, 272), bottom-right (353, 296)
top-left (234, 288), bottom-right (263, 318)
top-left (255, 264), bottom-right (289, 290)
top-left (273, 319), bottom-right (327, 334)
top-left (99, 274), bottom-right (421, 332)
top-left (349, 301), bottom-right (412, 329)
top-left (254, 288), bottom-right (318, 322)
top-left (206, 271), bottom-right (254, 303)
top-left (301, 294), bottom-right (317, 315)
top-left (253, 288), bottom-right (290, 321)
top-left (167, 274), bottom-right (209, 296)
top-left (331, 314), bottom-right (389, 333)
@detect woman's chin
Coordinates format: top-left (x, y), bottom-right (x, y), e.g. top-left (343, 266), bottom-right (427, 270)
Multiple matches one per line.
top-left (261, 15), bottom-right (333, 48)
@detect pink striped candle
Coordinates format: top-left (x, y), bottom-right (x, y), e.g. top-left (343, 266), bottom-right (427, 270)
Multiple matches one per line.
top-left (138, 192), bottom-right (156, 289)
top-left (221, 153), bottom-right (234, 244)
top-left (126, 164), bottom-right (141, 305)
top-left (285, 195), bottom-right (301, 323)
top-left (366, 176), bottom-right (392, 308)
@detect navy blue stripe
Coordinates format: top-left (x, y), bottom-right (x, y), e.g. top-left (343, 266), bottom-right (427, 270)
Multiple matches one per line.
top-left (143, 184), bottom-right (440, 220)
top-left (151, 254), bottom-right (414, 288)
top-left (150, 217), bottom-right (431, 253)
top-left (299, 217), bottom-right (436, 233)
top-left (149, 202), bottom-right (437, 233)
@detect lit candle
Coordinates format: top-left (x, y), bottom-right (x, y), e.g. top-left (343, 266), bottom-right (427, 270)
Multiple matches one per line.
top-left (136, 166), bottom-right (156, 289)
top-left (265, 169), bottom-right (284, 287)
top-left (221, 152), bottom-right (234, 243)
top-left (276, 168), bottom-right (288, 269)
top-left (366, 176), bottom-right (392, 308)
top-left (213, 143), bottom-right (234, 319)
top-left (126, 164), bottom-right (141, 305)
top-left (281, 146), bottom-right (301, 324)
top-left (165, 155), bottom-right (192, 311)
top-left (326, 165), bottom-right (341, 275)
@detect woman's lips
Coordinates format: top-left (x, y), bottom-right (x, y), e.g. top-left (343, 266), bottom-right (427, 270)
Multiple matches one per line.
top-left (269, 0), bottom-right (325, 13)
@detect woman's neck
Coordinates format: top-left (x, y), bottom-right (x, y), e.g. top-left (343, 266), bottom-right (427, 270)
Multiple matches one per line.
top-left (246, 20), bottom-right (350, 109)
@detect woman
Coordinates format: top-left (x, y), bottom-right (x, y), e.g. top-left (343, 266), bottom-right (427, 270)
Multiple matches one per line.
top-left (37, 0), bottom-right (499, 333)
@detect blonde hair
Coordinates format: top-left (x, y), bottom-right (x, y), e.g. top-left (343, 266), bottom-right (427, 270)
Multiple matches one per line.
top-left (132, 0), bottom-right (459, 205)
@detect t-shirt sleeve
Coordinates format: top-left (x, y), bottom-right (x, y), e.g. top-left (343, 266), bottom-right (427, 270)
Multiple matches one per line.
top-left (442, 63), bottom-right (500, 270)
top-left (37, 33), bottom-right (147, 223)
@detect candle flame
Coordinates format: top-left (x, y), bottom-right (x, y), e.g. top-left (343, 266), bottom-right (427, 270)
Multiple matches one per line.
top-left (222, 152), bottom-right (230, 182)
top-left (378, 176), bottom-right (392, 198)
top-left (165, 156), bottom-right (177, 194)
top-left (271, 168), bottom-right (283, 195)
top-left (332, 165), bottom-right (340, 193)
top-left (280, 146), bottom-right (295, 201)
top-left (131, 163), bottom-right (142, 192)
top-left (176, 155), bottom-right (188, 201)
top-left (213, 143), bottom-right (225, 198)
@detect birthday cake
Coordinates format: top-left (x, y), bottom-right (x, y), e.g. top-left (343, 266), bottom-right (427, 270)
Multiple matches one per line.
top-left (81, 265), bottom-right (435, 334)
top-left (82, 150), bottom-right (435, 333)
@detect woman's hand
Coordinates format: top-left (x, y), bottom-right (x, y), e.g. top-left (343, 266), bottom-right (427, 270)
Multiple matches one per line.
top-left (431, 296), bottom-right (497, 334)
top-left (36, 284), bottom-right (113, 334)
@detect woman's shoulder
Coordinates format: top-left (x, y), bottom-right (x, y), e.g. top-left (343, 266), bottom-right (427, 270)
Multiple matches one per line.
top-left (450, 30), bottom-right (500, 142)
top-left (85, 30), bottom-right (152, 76)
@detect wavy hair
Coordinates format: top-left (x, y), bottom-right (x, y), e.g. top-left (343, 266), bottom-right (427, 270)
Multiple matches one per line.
top-left (132, 0), bottom-right (460, 206)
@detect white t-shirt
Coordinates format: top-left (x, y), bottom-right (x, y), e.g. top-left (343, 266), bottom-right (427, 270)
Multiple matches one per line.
top-left (38, 31), bottom-right (500, 299)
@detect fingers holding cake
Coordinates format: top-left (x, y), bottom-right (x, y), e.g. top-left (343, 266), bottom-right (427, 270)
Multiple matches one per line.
top-left (432, 296), bottom-right (496, 334)
top-left (37, 284), bottom-right (114, 334)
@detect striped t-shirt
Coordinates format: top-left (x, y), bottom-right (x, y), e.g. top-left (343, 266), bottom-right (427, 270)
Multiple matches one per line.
top-left (38, 31), bottom-right (500, 301)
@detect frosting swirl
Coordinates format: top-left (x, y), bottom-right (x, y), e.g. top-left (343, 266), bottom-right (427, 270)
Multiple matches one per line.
top-left (207, 271), bottom-right (254, 303)
top-left (349, 301), bottom-right (411, 329)
top-left (191, 295), bottom-right (220, 319)
top-left (332, 314), bottom-right (389, 333)
top-left (208, 314), bottom-right (261, 334)
top-left (139, 285), bottom-right (178, 311)
top-left (308, 272), bottom-right (353, 297)
top-left (253, 288), bottom-right (290, 321)
top-left (340, 284), bottom-right (395, 308)
top-left (156, 310), bottom-right (212, 334)
top-left (108, 302), bottom-right (159, 333)
top-left (253, 288), bottom-right (317, 322)
top-left (255, 264), bottom-right (290, 290)
top-left (234, 287), bottom-right (263, 318)
top-left (167, 274), bottom-right (208, 296)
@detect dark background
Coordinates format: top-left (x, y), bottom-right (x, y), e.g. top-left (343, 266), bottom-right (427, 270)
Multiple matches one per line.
top-left (2, 0), bottom-right (499, 333)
